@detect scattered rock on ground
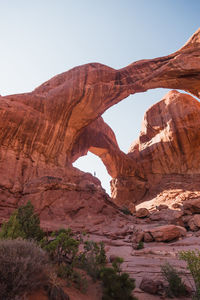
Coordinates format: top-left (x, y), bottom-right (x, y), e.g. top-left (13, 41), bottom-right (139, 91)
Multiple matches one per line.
top-left (139, 277), bottom-right (164, 295)
top-left (146, 225), bottom-right (186, 242)
top-left (136, 208), bottom-right (150, 218)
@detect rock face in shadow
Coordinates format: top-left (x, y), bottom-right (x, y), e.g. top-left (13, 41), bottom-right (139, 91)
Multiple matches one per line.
top-left (0, 28), bottom-right (200, 225)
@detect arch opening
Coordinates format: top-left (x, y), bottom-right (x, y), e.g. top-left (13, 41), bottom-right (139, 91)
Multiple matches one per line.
top-left (103, 88), bottom-right (172, 153)
top-left (72, 88), bottom-right (173, 198)
top-left (73, 152), bottom-right (112, 195)
top-left (73, 87), bottom-right (200, 203)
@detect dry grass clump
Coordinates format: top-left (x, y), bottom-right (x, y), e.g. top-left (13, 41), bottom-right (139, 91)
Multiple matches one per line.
top-left (0, 239), bottom-right (49, 299)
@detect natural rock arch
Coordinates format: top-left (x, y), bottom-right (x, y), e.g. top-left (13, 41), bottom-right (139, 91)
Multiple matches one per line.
top-left (0, 28), bottom-right (200, 224)
top-left (72, 90), bottom-right (200, 208)
top-left (1, 28), bottom-right (199, 167)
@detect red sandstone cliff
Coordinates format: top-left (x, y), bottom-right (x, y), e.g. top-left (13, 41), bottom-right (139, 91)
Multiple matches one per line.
top-left (111, 90), bottom-right (200, 207)
top-left (0, 28), bottom-right (200, 227)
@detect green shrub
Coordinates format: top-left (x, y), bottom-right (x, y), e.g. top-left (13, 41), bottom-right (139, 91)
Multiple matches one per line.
top-left (0, 239), bottom-right (49, 299)
top-left (44, 228), bottom-right (86, 292)
top-left (78, 240), bottom-right (107, 281)
top-left (0, 201), bottom-right (44, 241)
top-left (50, 235), bottom-right (107, 290)
top-left (100, 257), bottom-right (137, 300)
top-left (179, 250), bottom-right (200, 299)
top-left (0, 200), bottom-right (138, 299)
top-left (161, 262), bottom-right (188, 298)
top-left (44, 228), bottom-right (79, 267)
top-left (136, 241), bottom-right (144, 250)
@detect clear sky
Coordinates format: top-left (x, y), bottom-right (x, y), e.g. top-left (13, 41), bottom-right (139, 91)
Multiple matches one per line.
top-left (0, 0), bottom-right (199, 193)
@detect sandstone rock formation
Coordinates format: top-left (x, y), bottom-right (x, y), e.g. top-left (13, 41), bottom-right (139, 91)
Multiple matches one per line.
top-left (1, 28), bottom-right (200, 300)
top-left (183, 198), bottom-right (200, 214)
top-left (111, 90), bottom-right (200, 207)
top-left (139, 278), bottom-right (164, 295)
top-left (0, 28), bottom-right (200, 226)
top-left (145, 225), bottom-right (186, 242)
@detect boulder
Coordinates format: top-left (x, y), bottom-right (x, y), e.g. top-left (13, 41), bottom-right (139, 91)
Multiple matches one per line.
top-left (143, 232), bottom-right (154, 243)
top-left (147, 225), bottom-right (186, 242)
top-left (150, 209), bottom-right (183, 225)
top-left (182, 215), bottom-right (193, 225)
top-left (136, 208), bottom-right (150, 218)
top-left (194, 214), bottom-right (200, 227)
top-left (188, 218), bottom-right (198, 231)
top-left (183, 198), bottom-right (200, 214)
top-left (187, 214), bottom-right (200, 231)
top-left (139, 277), bottom-right (164, 295)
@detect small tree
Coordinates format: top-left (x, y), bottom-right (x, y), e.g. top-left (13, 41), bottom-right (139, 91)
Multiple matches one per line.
top-left (100, 257), bottom-right (137, 300)
top-left (44, 228), bottom-right (88, 292)
top-left (78, 240), bottom-right (107, 281)
top-left (44, 228), bottom-right (79, 267)
top-left (0, 201), bottom-right (44, 241)
top-left (179, 250), bottom-right (200, 299)
top-left (161, 262), bottom-right (188, 297)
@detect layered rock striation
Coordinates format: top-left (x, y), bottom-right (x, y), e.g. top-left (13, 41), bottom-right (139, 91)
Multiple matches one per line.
top-left (0, 28), bottom-right (200, 225)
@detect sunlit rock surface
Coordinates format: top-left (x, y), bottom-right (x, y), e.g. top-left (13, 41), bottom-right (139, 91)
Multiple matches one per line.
top-left (111, 90), bottom-right (200, 207)
top-left (1, 29), bottom-right (200, 299)
top-left (0, 28), bottom-right (200, 226)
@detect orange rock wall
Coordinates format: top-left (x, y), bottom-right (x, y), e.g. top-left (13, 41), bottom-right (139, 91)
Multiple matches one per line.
top-left (111, 91), bottom-right (200, 206)
top-left (0, 29), bottom-right (200, 225)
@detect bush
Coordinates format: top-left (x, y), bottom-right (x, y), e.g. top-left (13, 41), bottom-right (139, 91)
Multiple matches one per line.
top-left (100, 257), bottom-right (137, 300)
top-left (45, 271), bottom-right (70, 300)
top-left (136, 241), bottom-right (144, 250)
top-left (161, 262), bottom-right (188, 298)
top-left (44, 228), bottom-right (79, 267)
top-left (0, 201), bottom-right (137, 299)
top-left (179, 250), bottom-right (200, 299)
top-left (0, 201), bottom-right (44, 241)
top-left (0, 239), bottom-right (49, 299)
top-left (44, 228), bottom-right (87, 293)
top-left (78, 240), bottom-right (107, 281)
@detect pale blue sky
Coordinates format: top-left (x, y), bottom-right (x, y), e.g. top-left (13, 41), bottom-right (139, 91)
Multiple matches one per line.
top-left (0, 1), bottom-right (199, 193)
